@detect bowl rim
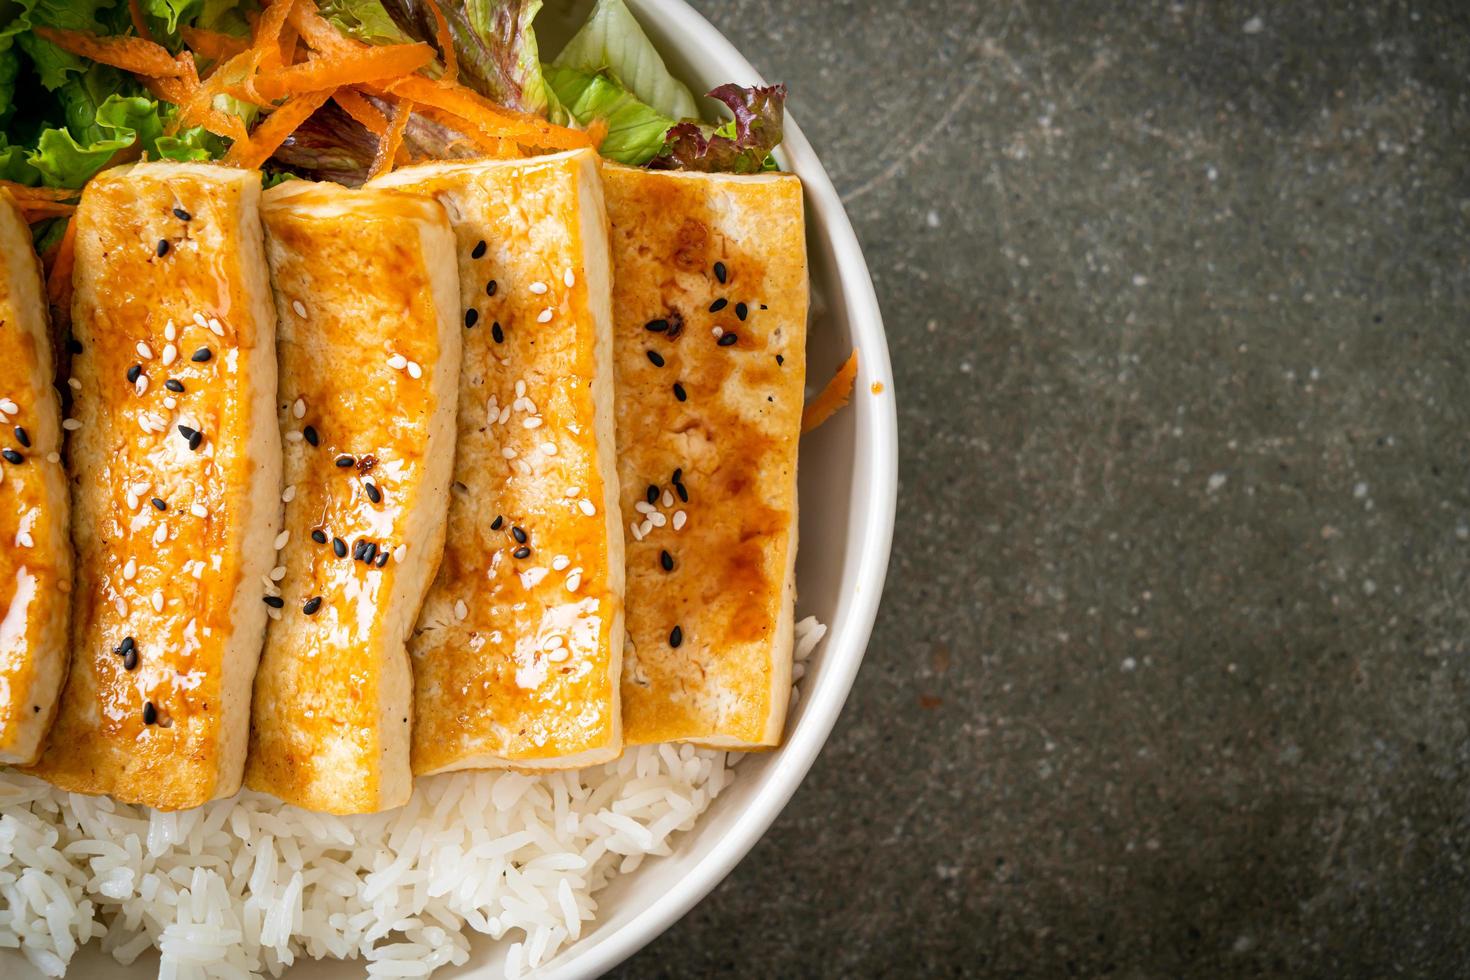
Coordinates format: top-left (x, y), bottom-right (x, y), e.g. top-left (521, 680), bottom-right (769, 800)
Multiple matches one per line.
top-left (538, 1), bottom-right (899, 976)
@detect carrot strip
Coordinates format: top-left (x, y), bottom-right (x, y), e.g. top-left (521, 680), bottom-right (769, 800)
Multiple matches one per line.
top-left (253, 43), bottom-right (435, 100)
top-left (128, 0), bottom-right (155, 43)
top-left (424, 0), bottom-right (457, 84)
top-left (0, 182), bottom-right (76, 202)
top-left (45, 217), bottom-right (77, 333)
top-left (16, 201), bottom-right (76, 222)
top-left (382, 75), bottom-right (590, 149)
top-left (396, 98), bottom-right (519, 157)
top-left (180, 26), bottom-right (249, 62)
top-left (801, 350), bottom-right (859, 434)
top-left (586, 117), bottom-right (608, 152)
top-left (369, 98), bottom-right (412, 180)
top-left (253, 0), bottom-right (294, 72)
top-left (34, 27), bottom-right (187, 78)
top-left (333, 87), bottom-right (388, 135)
top-left (223, 90), bottom-right (331, 168)
top-left (288, 0), bottom-right (361, 57)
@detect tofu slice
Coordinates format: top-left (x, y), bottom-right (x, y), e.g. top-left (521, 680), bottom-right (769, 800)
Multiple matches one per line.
top-left (245, 181), bottom-right (461, 814)
top-left (27, 163), bottom-right (280, 810)
top-left (369, 150), bottom-right (624, 773)
top-left (0, 190), bottom-right (72, 765)
top-left (602, 165), bottom-right (807, 749)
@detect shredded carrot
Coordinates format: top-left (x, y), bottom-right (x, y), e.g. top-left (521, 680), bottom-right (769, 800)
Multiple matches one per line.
top-left (252, 0), bottom-right (294, 72)
top-left (423, 0), bottom-right (457, 84)
top-left (0, 182), bottom-right (76, 203)
top-left (394, 98), bottom-right (519, 157)
top-left (288, 0), bottom-right (361, 57)
top-left (278, 20), bottom-right (299, 68)
top-left (180, 26), bottom-right (249, 62)
top-left (586, 117), bottom-right (608, 151)
top-left (223, 90), bottom-right (331, 169)
top-left (14, 201), bottom-right (76, 222)
top-left (46, 218), bottom-right (77, 331)
top-left (34, 27), bottom-right (187, 79)
top-left (381, 75), bottom-right (590, 150)
top-left (802, 350), bottom-right (859, 434)
top-left (369, 99), bottom-right (413, 180)
top-left (334, 88), bottom-right (388, 135)
top-left (127, 0), bottom-right (155, 43)
top-left (252, 42), bottom-right (435, 101)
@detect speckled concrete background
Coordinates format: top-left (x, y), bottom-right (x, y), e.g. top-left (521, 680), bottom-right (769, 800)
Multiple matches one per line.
top-left (610, 2), bottom-right (1470, 977)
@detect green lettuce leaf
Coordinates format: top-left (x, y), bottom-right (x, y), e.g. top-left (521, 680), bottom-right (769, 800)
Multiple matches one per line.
top-left (14, 0), bottom-right (116, 91)
top-left (26, 92), bottom-right (214, 187)
top-left (319, 0), bottom-right (416, 46)
top-left (544, 64), bottom-right (670, 165)
top-left (552, 0), bottom-right (696, 122)
top-left (194, 0), bottom-right (255, 36)
top-left (141, 0), bottom-right (201, 35)
top-left (0, 134), bottom-right (40, 184)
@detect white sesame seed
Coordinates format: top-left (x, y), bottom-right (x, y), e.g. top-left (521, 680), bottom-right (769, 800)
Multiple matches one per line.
top-left (62, 418), bottom-right (81, 431)
top-left (565, 571), bottom-right (582, 592)
top-left (164, 321), bottom-right (177, 341)
top-left (45, 452), bottom-right (59, 463)
top-left (673, 510), bottom-right (687, 531)
top-left (387, 353), bottom-right (408, 369)
top-left (497, 406), bottom-right (511, 425)
top-left (137, 416), bottom-right (154, 435)
top-left (293, 398), bottom-right (306, 419)
top-left (267, 606), bottom-right (281, 621)
top-left (67, 378), bottom-right (81, 391)
top-left (15, 530), bottom-right (32, 548)
top-left (640, 519), bottom-right (653, 536)
top-left (131, 481), bottom-right (150, 496)
top-left (564, 486), bottom-right (580, 498)
top-left (528, 280), bottom-right (548, 295)
top-left (551, 554), bottom-right (570, 571)
top-left (192, 312), bottom-right (208, 328)
top-left (136, 342), bottom-right (153, 359)
top-left (270, 565), bottom-right (286, 581)
top-left (501, 447), bottom-right (517, 459)
top-left (163, 397), bottom-right (177, 410)
top-left (273, 530), bottom-right (290, 550)
top-left (540, 442), bottom-right (557, 455)
top-left (712, 326), bottom-right (724, 338)
top-left (151, 590), bottom-right (164, 612)
top-left (191, 562), bottom-right (203, 579)
top-left (134, 375), bottom-right (149, 397)
top-left (634, 501), bottom-right (654, 515)
top-left (393, 544), bottom-right (407, 562)
top-left (630, 522), bottom-right (644, 542)
top-left (548, 647), bottom-right (569, 663)
top-left (208, 318), bottom-right (225, 337)
top-left (454, 599), bottom-right (468, 621)
top-left (578, 499), bottom-right (596, 517)
top-left (281, 485), bottom-right (296, 502)
top-left (190, 503), bottom-right (208, 518)
top-left (161, 343), bottom-right (177, 366)
top-left (123, 558), bottom-right (136, 580)
top-left (260, 575), bottom-right (276, 592)
top-left (537, 308), bottom-right (553, 323)
top-left (126, 491), bottom-right (139, 509)
top-left (407, 360), bottom-right (423, 380)
top-left (513, 459), bottom-right (531, 475)
top-left (523, 416), bottom-right (543, 429)
top-left (662, 490), bottom-right (674, 508)
top-left (543, 635), bottom-right (564, 650)
top-left (0, 399), bottom-right (16, 415)
top-left (292, 299), bottom-right (307, 318)
top-left (648, 511), bottom-right (667, 527)
top-left (514, 380), bottom-right (526, 398)
top-left (114, 596), bottom-right (127, 617)
top-left (564, 269), bottom-right (575, 288)
top-left (285, 430), bottom-right (303, 443)
top-left (153, 523), bottom-right (167, 545)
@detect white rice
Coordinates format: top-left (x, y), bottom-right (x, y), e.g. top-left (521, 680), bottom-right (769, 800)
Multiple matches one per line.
top-left (0, 617), bottom-right (826, 978)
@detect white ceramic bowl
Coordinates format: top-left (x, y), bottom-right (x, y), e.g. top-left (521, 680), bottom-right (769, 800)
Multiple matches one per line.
top-left (35, 1), bottom-right (895, 976)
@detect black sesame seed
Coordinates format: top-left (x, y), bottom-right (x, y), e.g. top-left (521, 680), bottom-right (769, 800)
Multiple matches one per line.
top-left (311, 528), bottom-right (327, 544)
top-left (156, 239), bottom-right (170, 257)
top-left (672, 382), bottom-right (687, 402)
top-left (303, 596), bottom-right (322, 615)
top-left (775, 354), bottom-right (785, 366)
top-left (464, 308), bottom-right (479, 328)
top-left (709, 298), bottom-right (728, 313)
top-left (13, 426), bottom-right (28, 448)
top-left (644, 318), bottom-right (669, 333)
top-left (164, 378), bottom-right (184, 392)
top-left (511, 525), bottom-right (527, 544)
top-left (1, 448), bottom-right (22, 464)
top-left (353, 539), bottom-right (367, 561)
top-left (176, 425), bottom-right (201, 450)
top-left (123, 648), bottom-right (138, 671)
top-left (173, 207), bottom-right (191, 221)
top-left (127, 364), bottom-right (143, 383)
top-left (713, 261), bottom-right (727, 284)
top-left (142, 701), bottom-right (158, 725)
top-left (735, 302), bottom-right (748, 321)
top-left (488, 322), bottom-right (503, 345)
top-left (150, 497), bottom-right (166, 511)
top-left (335, 455), bottom-right (354, 467)
top-left (676, 482), bottom-right (689, 503)
top-left (660, 549), bottom-right (674, 572)
top-left (263, 594), bottom-right (284, 608)
top-left (646, 484), bottom-right (659, 505)
top-left (303, 425), bottom-right (319, 446)
top-left (512, 546), bottom-right (531, 560)
top-left (116, 635), bottom-right (135, 655)
top-left (646, 350), bottom-right (665, 367)
top-left (490, 515), bottom-right (504, 531)
top-left (471, 239), bottom-right (487, 259)
top-left (67, 338), bottom-right (83, 355)
top-left (362, 542), bottom-right (378, 564)
top-left (376, 550), bottom-right (389, 567)
top-left (190, 347), bottom-right (211, 362)
top-left (364, 481), bottom-right (382, 503)
top-left (486, 279), bottom-right (498, 296)
top-left (718, 332), bottom-right (738, 347)
top-left (672, 467), bottom-right (682, 483)
top-left (669, 625), bottom-right (683, 648)
top-left (332, 536), bottom-right (347, 558)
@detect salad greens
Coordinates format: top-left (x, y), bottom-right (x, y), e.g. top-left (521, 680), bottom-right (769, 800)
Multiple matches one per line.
top-left (551, 0), bottom-right (696, 121)
top-left (542, 64), bottom-right (671, 165)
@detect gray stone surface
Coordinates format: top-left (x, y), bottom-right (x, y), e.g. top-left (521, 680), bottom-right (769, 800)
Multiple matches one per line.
top-left (612, 2), bottom-right (1470, 977)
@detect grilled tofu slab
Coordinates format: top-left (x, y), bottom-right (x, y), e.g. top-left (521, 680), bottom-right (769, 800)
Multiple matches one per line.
top-left (603, 165), bottom-right (807, 749)
top-left (370, 150), bottom-right (624, 773)
top-left (0, 190), bottom-right (72, 765)
top-left (245, 181), bottom-right (460, 814)
top-left (28, 163), bottom-right (280, 810)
